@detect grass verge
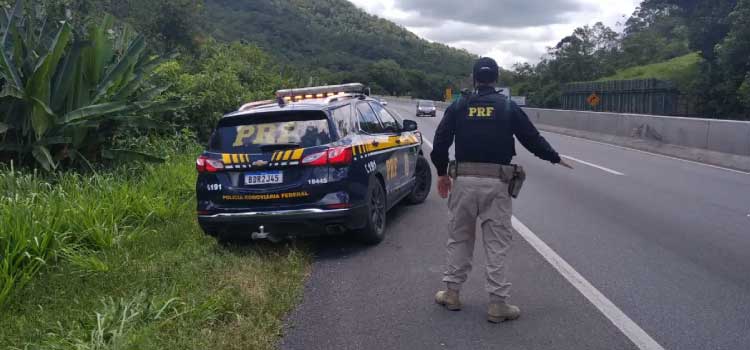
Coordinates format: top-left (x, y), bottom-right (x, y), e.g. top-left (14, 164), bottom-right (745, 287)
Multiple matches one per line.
top-left (0, 142), bottom-right (309, 349)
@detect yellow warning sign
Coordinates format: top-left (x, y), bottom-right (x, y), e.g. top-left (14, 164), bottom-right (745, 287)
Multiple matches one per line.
top-left (445, 88), bottom-right (453, 102)
top-left (587, 93), bottom-right (601, 107)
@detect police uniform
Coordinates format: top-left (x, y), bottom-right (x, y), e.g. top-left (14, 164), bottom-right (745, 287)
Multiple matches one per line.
top-left (431, 57), bottom-right (561, 321)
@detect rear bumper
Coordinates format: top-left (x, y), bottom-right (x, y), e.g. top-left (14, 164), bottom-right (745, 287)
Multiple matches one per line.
top-left (199, 207), bottom-right (351, 221)
top-left (197, 205), bottom-right (368, 239)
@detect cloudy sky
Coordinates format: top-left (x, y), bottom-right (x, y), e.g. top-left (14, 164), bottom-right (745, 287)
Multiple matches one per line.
top-left (347, 0), bottom-right (639, 69)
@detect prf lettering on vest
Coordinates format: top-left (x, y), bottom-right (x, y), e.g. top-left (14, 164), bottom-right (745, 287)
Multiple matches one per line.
top-left (468, 106), bottom-right (495, 118)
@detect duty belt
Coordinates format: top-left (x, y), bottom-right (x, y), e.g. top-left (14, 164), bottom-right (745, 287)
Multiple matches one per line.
top-left (449, 162), bottom-right (515, 182)
top-left (448, 161), bottom-right (527, 198)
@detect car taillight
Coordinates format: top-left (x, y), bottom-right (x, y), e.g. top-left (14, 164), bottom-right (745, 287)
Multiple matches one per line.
top-left (196, 156), bottom-right (206, 172)
top-left (196, 155), bottom-right (225, 173)
top-left (327, 146), bottom-right (352, 165)
top-left (302, 151), bottom-right (328, 166)
top-left (301, 147), bottom-right (353, 166)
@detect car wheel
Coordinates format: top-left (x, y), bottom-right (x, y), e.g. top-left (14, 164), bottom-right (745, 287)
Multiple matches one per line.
top-left (199, 223), bottom-right (219, 237)
top-left (356, 177), bottom-right (387, 245)
top-left (405, 156), bottom-right (432, 204)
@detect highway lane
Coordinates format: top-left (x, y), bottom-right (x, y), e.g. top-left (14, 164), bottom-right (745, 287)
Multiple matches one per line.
top-left (388, 100), bottom-right (750, 349)
top-left (281, 99), bottom-right (750, 350)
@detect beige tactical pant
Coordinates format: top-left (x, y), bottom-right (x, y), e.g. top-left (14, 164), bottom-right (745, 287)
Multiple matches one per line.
top-left (443, 176), bottom-right (514, 301)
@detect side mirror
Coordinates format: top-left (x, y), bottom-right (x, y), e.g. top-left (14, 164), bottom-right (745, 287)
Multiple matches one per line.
top-left (402, 119), bottom-right (418, 132)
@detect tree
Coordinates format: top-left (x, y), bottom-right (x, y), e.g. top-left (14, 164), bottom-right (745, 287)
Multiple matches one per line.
top-left (622, 0), bottom-right (690, 63)
top-left (105, 0), bottom-right (207, 52)
top-left (715, 0), bottom-right (750, 118)
top-left (664, 0), bottom-right (747, 118)
top-left (367, 59), bottom-right (407, 96)
top-left (663, 0), bottom-right (737, 62)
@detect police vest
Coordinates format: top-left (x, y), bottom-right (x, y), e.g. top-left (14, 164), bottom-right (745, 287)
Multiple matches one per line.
top-left (452, 89), bottom-right (517, 165)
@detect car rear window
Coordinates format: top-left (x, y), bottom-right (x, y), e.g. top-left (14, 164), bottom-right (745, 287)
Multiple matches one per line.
top-left (209, 111), bottom-right (331, 153)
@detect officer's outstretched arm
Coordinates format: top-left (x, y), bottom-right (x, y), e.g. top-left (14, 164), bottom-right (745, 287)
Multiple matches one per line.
top-left (511, 104), bottom-right (562, 165)
top-left (430, 104), bottom-right (457, 177)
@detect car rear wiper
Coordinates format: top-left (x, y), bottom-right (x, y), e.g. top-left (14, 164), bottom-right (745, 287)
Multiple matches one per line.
top-left (259, 143), bottom-right (301, 152)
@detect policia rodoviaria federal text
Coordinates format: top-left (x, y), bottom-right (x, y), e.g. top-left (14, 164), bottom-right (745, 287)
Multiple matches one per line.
top-left (430, 57), bottom-right (573, 323)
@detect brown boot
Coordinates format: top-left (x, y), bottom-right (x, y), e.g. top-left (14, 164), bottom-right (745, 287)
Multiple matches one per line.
top-left (435, 290), bottom-right (461, 311)
top-left (487, 302), bottom-right (521, 323)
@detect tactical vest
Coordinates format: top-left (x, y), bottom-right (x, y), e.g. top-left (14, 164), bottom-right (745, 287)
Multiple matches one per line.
top-left (451, 88), bottom-right (518, 165)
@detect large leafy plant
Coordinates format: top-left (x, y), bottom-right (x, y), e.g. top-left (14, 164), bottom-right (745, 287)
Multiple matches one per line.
top-left (0, 1), bottom-right (180, 170)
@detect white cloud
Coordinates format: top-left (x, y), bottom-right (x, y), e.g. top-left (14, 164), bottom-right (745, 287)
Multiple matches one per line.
top-left (348, 0), bottom-right (638, 68)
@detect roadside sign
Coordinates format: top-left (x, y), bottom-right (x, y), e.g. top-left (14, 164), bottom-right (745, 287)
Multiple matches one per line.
top-left (587, 93), bottom-right (601, 107)
top-left (445, 88), bottom-right (452, 102)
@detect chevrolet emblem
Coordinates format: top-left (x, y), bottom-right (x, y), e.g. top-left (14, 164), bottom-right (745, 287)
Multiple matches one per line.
top-left (252, 160), bottom-right (269, 167)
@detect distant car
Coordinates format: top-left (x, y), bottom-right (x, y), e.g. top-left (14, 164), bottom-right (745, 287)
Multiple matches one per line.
top-left (196, 83), bottom-right (432, 245)
top-left (416, 100), bottom-right (436, 117)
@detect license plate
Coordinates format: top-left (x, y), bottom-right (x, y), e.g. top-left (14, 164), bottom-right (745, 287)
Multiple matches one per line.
top-left (245, 171), bottom-right (283, 185)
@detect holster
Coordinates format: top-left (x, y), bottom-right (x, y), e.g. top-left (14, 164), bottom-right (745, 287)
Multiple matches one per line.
top-left (507, 165), bottom-right (526, 199)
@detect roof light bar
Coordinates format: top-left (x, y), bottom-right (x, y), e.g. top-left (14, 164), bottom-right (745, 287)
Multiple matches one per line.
top-left (276, 83), bottom-right (366, 101)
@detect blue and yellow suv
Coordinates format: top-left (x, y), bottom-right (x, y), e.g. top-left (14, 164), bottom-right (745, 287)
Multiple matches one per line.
top-left (196, 84), bottom-right (431, 244)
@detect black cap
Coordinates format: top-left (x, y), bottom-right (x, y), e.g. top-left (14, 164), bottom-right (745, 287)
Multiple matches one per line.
top-left (473, 57), bottom-right (499, 84)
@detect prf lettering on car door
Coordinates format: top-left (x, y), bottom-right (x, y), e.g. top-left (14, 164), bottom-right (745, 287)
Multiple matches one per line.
top-left (386, 157), bottom-right (398, 180)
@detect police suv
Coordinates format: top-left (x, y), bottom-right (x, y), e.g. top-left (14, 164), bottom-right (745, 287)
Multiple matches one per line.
top-left (196, 83), bottom-right (432, 244)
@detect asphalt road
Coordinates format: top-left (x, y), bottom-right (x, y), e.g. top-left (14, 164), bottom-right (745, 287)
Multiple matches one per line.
top-left (280, 100), bottom-right (750, 350)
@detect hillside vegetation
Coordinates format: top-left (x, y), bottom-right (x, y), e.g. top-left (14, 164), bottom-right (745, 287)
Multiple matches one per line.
top-left (205, 0), bottom-right (476, 98)
top-left (597, 53), bottom-right (702, 92)
top-left (509, 0), bottom-right (750, 119)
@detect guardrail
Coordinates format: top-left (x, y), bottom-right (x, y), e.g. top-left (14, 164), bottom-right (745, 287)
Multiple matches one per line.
top-left (381, 95), bottom-right (750, 171)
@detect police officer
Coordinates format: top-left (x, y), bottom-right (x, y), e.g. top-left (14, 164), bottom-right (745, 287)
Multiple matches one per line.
top-left (431, 57), bottom-right (573, 323)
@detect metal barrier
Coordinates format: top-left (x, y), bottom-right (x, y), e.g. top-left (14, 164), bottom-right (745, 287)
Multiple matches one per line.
top-left (562, 80), bottom-right (680, 116)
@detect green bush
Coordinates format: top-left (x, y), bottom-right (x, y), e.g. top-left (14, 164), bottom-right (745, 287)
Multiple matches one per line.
top-left (156, 41), bottom-right (290, 141)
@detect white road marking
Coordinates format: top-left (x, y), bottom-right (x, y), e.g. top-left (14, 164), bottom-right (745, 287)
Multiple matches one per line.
top-left (512, 217), bottom-right (665, 350)
top-left (423, 138), bottom-right (433, 149)
top-left (423, 132), bottom-right (659, 348)
top-left (561, 155), bottom-right (625, 176)
top-left (546, 131), bottom-right (750, 176)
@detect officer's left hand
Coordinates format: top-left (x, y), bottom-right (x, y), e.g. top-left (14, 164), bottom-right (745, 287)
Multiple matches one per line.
top-left (437, 176), bottom-right (452, 198)
top-left (558, 159), bottom-right (574, 169)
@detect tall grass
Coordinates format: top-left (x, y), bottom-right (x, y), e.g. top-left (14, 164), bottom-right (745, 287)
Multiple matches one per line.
top-left (1, 134), bottom-right (309, 349)
top-left (0, 136), bottom-right (198, 307)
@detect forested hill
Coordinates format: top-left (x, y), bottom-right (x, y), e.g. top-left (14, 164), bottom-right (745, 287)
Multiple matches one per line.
top-left (205, 0), bottom-right (477, 96)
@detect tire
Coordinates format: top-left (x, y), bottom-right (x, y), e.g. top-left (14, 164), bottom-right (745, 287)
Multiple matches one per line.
top-left (356, 177), bottom-right (387, 245)
top-left (199, 222), bottom-right (219, 238)
top-left (405, 156), bottom-right (432, 204)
